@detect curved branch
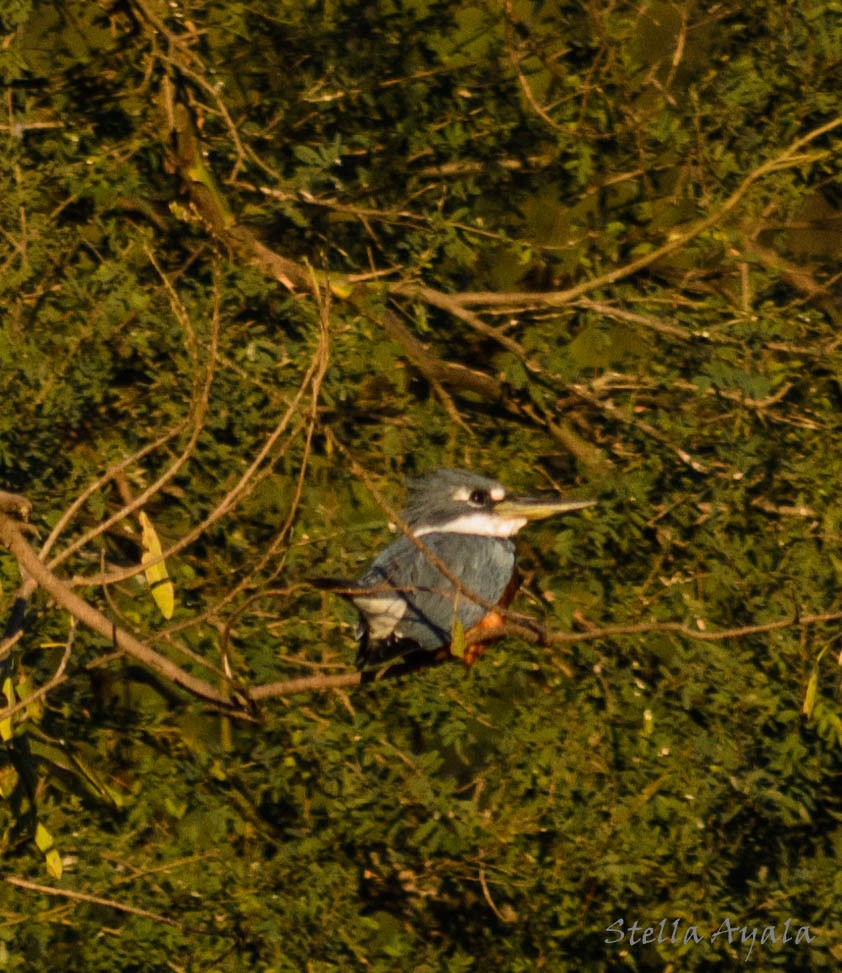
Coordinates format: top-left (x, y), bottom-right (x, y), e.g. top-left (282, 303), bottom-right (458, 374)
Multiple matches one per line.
top-left (78, 318), bottom-right (328, 590)
top-left (450, 113), bottom-right (842, 310)
top-left (250, 649), bottom-right (455, 700)
top-left (0, 508), bottom-right (462, 706)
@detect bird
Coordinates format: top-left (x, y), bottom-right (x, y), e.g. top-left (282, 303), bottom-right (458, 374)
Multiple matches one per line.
top-left (317, 469), bottom-right (595, 671)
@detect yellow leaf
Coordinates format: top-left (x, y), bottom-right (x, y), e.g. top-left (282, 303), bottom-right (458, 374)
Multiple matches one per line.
top-left (139, 511), bottom-right (175, 620)
top-left (329, 279), bottom-right (354, 300)
top-left (35, 822), bottom-right (54, 853)
top-left (45, 848), bottom-right (63, 880)
top-left (450, 616), bottom-right (466, 659)
top-left (802, 669), bottom-right (819, 719)
top-left (147, 577), bottom-right (175, 620)
top-left (0, 764), bottom-right (19, 798)
top-left (34, 816), bottom-right (66, 876)
top-left (0, 678), bottom-right (15, 742)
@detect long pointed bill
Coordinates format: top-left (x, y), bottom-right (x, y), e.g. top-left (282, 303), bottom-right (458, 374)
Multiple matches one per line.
top-left (494, 495), bottom-right (597, 523)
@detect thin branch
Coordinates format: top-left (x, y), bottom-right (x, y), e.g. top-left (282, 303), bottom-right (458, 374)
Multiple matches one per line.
top-left (4, 875), bottom-right (184, 931)
top-left (78, 307), bottom-right (328, 590)
top-left (45, 279), bottom-right (220, 573)
top-left (573, 299), bottom-right (695, 341)
top-left (38, 424), bottom-right (187, 563)
top-left (569, 383), bottom-right (710, 473)
top-left (251, 671), bottom-right (363, 698)
top-left (391, 282), bottom-right (531, 362)
top-left (546, 612), bottom-right (842, 644)
top-left (249, 651), bottom-right (453, 700)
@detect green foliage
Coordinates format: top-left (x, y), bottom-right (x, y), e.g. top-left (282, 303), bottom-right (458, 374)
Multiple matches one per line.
top-left (0, 0), bottom-right (841, 969)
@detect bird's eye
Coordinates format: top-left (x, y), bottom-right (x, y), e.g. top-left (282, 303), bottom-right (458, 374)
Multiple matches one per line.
top-left (468, 489), bottom-right (489, 506)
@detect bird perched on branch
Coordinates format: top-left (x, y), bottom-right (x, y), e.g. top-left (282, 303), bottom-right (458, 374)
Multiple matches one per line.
top-left (316, 469), bottom-right (595, 671)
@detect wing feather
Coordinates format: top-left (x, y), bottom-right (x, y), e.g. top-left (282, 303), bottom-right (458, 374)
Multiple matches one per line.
top-left (352, 533), bottom-right (515, 666)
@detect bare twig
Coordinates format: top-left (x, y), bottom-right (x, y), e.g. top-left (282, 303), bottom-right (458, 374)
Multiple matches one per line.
top-left (38, 424), bottom-right (188, 563)
top-left (546, 612), bottom-right (842, 645)
top-left (4, 875), bottom-right (184, 930)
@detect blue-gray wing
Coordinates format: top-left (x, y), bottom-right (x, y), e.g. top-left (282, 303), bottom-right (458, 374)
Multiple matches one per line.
top-left (352, 532), bottom-right (515, 664)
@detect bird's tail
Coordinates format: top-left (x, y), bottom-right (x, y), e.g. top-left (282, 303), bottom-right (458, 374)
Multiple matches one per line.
top-left (312, 577), bottom-right (436, 674)
top-left (356, 632), bottom-right (449, 677)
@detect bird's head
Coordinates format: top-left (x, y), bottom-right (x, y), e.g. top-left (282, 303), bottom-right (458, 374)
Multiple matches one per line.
top-left (403, 469), bottom-right (595, 538)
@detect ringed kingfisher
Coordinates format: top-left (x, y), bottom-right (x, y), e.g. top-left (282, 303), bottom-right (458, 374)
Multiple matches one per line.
top-left (319, 469), bottom-right (595, 670)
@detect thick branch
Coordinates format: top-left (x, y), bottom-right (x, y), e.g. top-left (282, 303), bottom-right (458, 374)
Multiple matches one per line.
top-left (0, 491), bottom-right (32, 520)
top-left (0, 512), bottom-right (236, 710)
top-left (378, 307), bottom-right (503, 400)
